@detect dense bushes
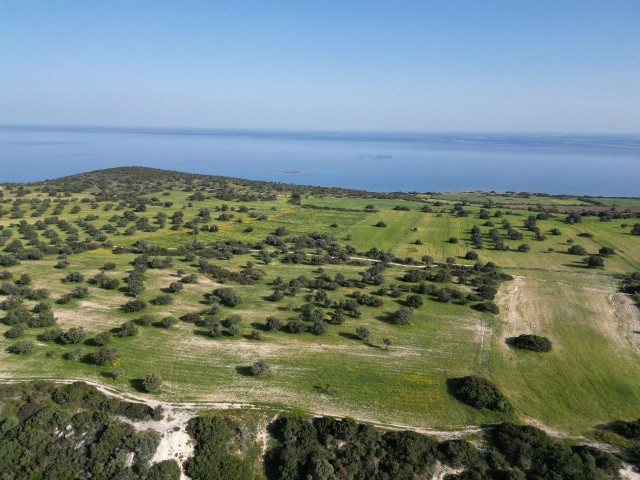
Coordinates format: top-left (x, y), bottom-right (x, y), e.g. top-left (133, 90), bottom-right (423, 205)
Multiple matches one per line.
top-left (511, 334), bottom-right (552, 352)
top-left (0, 382), bottom-right (167, 479)
top-left (186, 416), bottom-right (254, 480)
top-left (451, 375), bottom-right (511, 412)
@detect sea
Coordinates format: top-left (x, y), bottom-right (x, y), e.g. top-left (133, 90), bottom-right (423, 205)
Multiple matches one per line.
top-left (0, 125), bottom-right (638, 197)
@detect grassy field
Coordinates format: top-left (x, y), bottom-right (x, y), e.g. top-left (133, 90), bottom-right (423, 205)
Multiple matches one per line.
top-left (0, 169), bottom-right (638, 439)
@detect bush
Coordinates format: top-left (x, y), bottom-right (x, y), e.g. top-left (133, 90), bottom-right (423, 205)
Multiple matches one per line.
top-left (118, 321), bottom-right (138, 337)
top-left (153, 294), bottom-right (173, 305)
top-left (266, 316), bottom-right (282, 331)
top-left (438, 439), bottom-right (483, 468)
top-left (250, 359), bottom-right (270, 376)
top-left (92, 331), bottom-right (111, 346)
top-left (167, 281), bottom-right (184, 293)
top-left (59, 327), bottom-right (85, 344)
top-left (7, 340), bottom-right (34, 354)
top-left (142, 372), bottom-right (162, 392)
top-left (511, 334), bottom-right (552, 352)
top-left (451, 375), bottom-right (511, 412)
top-left (620, 418), bottom-right (640, 439)
top-left (92, 346), bottom-right (119, 365)
top-left (375, 221), bottom-right (387, 228)
top-left (161, 316), bottom-right (177, 328)
top-left (472, 301), bottom-right (499, 314)
top-left (356, 326), bottom-right (371, 340)
top-left (392, 306), bottom-right (413, 324)
top-left (122, 299), bottom-right (147, 313)
top-left (4, 323), bottom-right (26, 338)
top-left (62, 271), bottom-right (85, 283)
top-left (136, 314), bottom-right (155, 326)
top-left (567, 244), bottom-right (587, 255)
top-left (405, 294), bottom-right (423, 308)
top-left (585, 255), bottom-right (605, 269)
top-left (38, 327), bottom-right (63, 342)
top-left (449, 237), bottom-right (459, 244)
top-left (212, 287), bottom-right (242, 307)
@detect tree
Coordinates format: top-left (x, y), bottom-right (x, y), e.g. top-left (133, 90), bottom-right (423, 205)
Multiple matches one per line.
top-left (375, 221), bottom-right (387, 228)
top-left (142, 372), bottom-right (162, 392)
top-left (585, 255), bottom-right (604, 269)
top-left (212, 287), bottom-right (242, 307)
top-left (59, 327), bottom-right (85, 344)
top-left (122, 299), bottom-right (147, 313)
top-left (567, 245), bottom-right (587, 255)
top-left (517, 244), bottom-right (530, 252)
top-left (392, 307), bottom-right (413, 324)
top-left (161, 316), bottom-right (177, 328)
top-left (599, 246), bottom-right (614, 257)
top-left (7, 339), bottom-right (34, 354)
top-left (355, 326), bottom-right (370, 341)
top-left (92, 347), bottom-right (119, 365)
top-left (266, 316), bottom-right (282, 331)
top-left (511, 334), bottom-right (552, 352)
top-left (250, 359), bottom-right (270, 376)
top-left (405, 294), bottom-right (423, 308)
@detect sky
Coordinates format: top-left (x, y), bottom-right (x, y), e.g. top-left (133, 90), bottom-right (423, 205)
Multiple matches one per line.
top-left (1, 0), bottom-right (639, 133)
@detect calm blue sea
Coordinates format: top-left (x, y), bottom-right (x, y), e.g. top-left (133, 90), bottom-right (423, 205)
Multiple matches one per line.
top-left (0, 126), bottom-right (638, 196)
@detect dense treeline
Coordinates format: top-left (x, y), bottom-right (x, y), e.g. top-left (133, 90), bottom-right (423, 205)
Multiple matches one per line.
top-left (265, 415), bottom-right (623, 480)
top-left (0, 381), bottom-right (176, 480)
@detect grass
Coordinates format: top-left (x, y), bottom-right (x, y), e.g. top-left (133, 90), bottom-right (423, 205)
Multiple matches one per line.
top-left (0, 181), bottom-right (638, 438)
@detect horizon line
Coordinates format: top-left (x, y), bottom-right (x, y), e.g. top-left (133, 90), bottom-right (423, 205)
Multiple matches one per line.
top-left (1, 123), bottom-right (639, 137)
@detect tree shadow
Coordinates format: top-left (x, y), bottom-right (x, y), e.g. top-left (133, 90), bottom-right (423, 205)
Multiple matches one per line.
top-left (593, 420), bottom-right (628, 436)
top-left (130, 378), bottom-right (146, 392)
top-left (338, 332), bottom-right (361, 341)
top-left (235, 365), bottom-right (254, 376)
top-left (445, 377), bottom-right (464, 401)
top-left (251, 321), bottom-right (269, 332)
top-left (504, 337), bottom-right (517, 347)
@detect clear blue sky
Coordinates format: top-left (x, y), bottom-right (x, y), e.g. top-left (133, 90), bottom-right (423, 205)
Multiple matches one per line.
top-left (1, 0), bottom-right (639, 133)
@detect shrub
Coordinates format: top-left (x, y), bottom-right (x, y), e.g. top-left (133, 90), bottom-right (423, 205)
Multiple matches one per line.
top-left (567, 244), bottom-right (587, 255)
top-left (92, 331), bottom-right (112, 346)
top-left (356, 326), bottom-right (371, 340)
top-left (405, 294), bottom-right (423, 308)
top-left (65, 347), bottom-right (86, 360)
top-left (392, 306), bottom-right (413, 324)
top-left (122, 299), bottom-right (147, 313)
top-left (511, 334), bottom-right (552, 352)
top-left (142, 372), bottom-right (162, 392)
top-left (212, 287), bottom-right (242, 307)
top-left (92, 346), bottom-right (119, 365)
top-left (375, 221), bottom-right (387, 228)
top-left (266, 316), bottom-right (282, 331)
top-left (136, 314), bottom-right (155, 326)
top-left (7, 340), bottom-right (34, 354)
top-left (160, 316), bottom-right (177, 328)
top-left (472, 301), bottom-right (499, 314)
top-left (250, 359), bottom-right (270, 376)
top-left (62, 271), bottom-right (85, 283)
top-left (167, 281), bottom-right (183, 293)
top-left (438, 439), bottom-right (483, 468)
top-left (37, 327), bottom-right (63, 342)
top-left (118, 321), bottom-right (138, 337)
top-left (248, 330), bottom-right (262, 340)
top-left (585, 255), bottom-right (605, 269)
top-left (452, 375), bottom-right (511, 412)
top-left (59, 327), bottom-right (85, 344)
top-left (449, 237), bottom-right (459, 244)
top-left (153, 294), bottom-right (173, 305)
top-left (464, 251), bottom-right (479, 260)
top-left (4, 323), bottom-right (27, 338)
top-left (599, 246), bottom-right (614, 257)
top-left (517, 244), bottom-right (530, 252)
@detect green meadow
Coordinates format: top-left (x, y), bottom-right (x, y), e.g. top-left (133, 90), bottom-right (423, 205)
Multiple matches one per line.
top-left (0, 167), bottom-right (638, 439)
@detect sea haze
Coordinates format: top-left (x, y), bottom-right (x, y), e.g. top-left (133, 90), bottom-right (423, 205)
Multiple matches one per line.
top-left (0, 126), bottom-right (638, 196)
